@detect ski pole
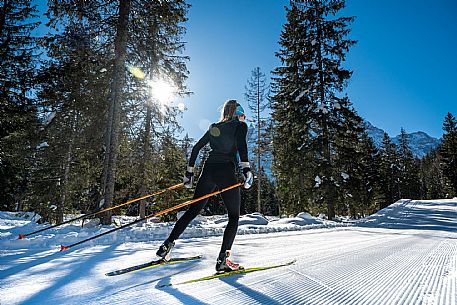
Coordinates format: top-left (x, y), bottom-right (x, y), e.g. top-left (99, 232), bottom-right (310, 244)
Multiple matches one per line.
top-left (60, 182), bottom-right (242, 252)
top-left (18, 183), bottom-right (184, 240)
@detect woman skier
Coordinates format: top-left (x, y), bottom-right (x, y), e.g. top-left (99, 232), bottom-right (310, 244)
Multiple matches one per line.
top-left (156, 99), bottom-right (253, 273)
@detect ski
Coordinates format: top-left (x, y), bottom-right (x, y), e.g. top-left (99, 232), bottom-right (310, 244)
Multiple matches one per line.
top-left (158, 259), bottom-right (296, 288)
top-left (105, 255), bottom-right (203, 276)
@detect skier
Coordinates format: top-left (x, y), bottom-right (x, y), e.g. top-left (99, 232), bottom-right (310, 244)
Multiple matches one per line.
top-left (156, 99), bottom-right (253, 273)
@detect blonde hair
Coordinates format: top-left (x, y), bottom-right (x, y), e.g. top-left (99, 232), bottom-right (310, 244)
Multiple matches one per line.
top-left (219, 99), bottom-right (239, 122)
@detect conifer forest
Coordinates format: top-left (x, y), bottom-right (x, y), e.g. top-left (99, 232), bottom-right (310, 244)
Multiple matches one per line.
top-left (1, 0), bottom-right (456, 225)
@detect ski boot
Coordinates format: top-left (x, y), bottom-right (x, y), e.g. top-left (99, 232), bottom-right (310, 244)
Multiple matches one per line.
top-left (156, 239), bottom-right (175, 261)
top-left (215, 250), bottom-right (243, 273)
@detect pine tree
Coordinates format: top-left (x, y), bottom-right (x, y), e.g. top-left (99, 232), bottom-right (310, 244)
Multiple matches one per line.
top-left (33, 1), bottom-right (112, 223)
top-left (378, 133), bottom-right (401, 208)
top-left (357, 133), bottom-right (380, 215)
top-left (244, 67), bottom-right (270, 213)
top-left (336, 129), bottom-right (379, 217)
top-left (272, 0), bottom-right (357, 219)
top-left (440, 112), bottom-right (457, 196)
top-left (419, 148), bottom-right (446, 199)
top-left (0, 0), bottom-right (40, 211)
top-left (126, 0), bottom-right (190, 218)
top-left (242, 168), bottom-right (279, 215)
top-left (397, 128), bottom-right (420, 199)
top-left (100, 0), bottom-right (131, 225)
top-left (2, 0), bottom-right (191, 223)
top-left (44, 0), bottom-right (191, 224)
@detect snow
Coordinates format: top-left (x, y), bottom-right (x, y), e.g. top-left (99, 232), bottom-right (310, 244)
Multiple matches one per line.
top-left (43, 112), bottom-right (56, 126)
top-left (314, 175), bottom-right (322, 187)
top-left (341, 172), bottom-right (349, 180)
top-left (0, 212), bottom-right (341, 252)
top-left (36, 142), bottom-right (49, 149)
top-left (316, 104), bottom-right (328, 114)
top-left (294, 90), bottom-right (308, 102)
top-left (1, 199), bottom-right (456, 304)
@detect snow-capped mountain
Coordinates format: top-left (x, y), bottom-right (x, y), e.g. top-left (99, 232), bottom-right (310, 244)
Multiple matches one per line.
top-left (364, 121), bottom-right (441, 159)
top-left (245, 121), bottom-right (440, 174)
top-left (364, 121), bottom-right (386, 147)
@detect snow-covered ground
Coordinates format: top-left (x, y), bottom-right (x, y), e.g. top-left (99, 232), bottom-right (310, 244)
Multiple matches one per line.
top-left (1, 199), bottom-right (456, 304)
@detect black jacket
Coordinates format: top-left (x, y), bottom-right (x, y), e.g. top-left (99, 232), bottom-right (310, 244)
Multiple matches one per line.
top-left (188, 119), bottom-right (248, 167)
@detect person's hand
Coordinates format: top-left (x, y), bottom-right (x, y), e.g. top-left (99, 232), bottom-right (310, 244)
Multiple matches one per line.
top-left (183, 167), bottom-right (194, 188)
top-left (242, 167), bottom-right (253, 189)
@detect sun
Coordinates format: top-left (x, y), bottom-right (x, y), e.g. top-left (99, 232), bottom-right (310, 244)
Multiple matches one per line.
top-left (148, 78), bottom-right (176, 105)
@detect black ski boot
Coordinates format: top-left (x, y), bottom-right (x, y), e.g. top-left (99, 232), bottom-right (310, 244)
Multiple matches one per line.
top-left (215, 250), bottom-right (243, 273)
top-left (156, 239), bottom-right (175, 261)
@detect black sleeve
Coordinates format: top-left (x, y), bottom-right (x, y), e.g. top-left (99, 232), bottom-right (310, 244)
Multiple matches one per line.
top-left (236, 122), bottom-right (249, 164)
top-left (188, 130), bottom-right (210, 167)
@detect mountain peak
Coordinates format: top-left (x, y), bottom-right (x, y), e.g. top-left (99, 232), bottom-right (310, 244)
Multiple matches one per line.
top-left (364, 120), bottom-right (441, 158)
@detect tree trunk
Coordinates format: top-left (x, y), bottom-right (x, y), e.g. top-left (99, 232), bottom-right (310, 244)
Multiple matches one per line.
top-left (138, 18), bottom-right (159, 219)
top-left (0, 0), bottom-right (9, 39)
top-left (316, 2), bottom-right (335, 220)
top-left (58, 138), bottom-right (73, 224)
top-left (100, 0), bottom-right (130, 225)
top-left (139, 106), bottom-right (153, 218)
top-left (256, 68), bottom-right (262, 214)
top-left (57, 111), bottom-right (77, 224)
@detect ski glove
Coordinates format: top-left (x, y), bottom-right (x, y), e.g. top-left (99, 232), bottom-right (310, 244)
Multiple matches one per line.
top-left (183, 166), bottom-right (194, 188)
top-left (241, 164), bottom-right (254, 189)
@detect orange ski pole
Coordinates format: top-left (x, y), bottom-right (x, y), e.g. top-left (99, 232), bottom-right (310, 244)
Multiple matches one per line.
top-left (60, 182), bottom-right (242, 252)
top-left (18, 183), bottom-right (184, 240)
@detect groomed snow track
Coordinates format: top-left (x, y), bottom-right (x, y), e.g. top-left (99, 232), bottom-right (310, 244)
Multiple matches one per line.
top-left (1, 199), bottom-right (456, 304)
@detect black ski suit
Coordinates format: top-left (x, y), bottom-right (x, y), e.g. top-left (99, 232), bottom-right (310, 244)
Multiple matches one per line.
top-left (168, 118), bottom-right (249, 252)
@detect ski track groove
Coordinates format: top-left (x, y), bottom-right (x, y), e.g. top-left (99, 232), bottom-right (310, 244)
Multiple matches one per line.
top-left (345, 237), bottom-right (453, 305)
top-left (451, 247), bottom-right (456, 305)
top-left (362, 239), bottom-right (425, 304)
top-left (2, 200), bottom-right (456, 305)
top-left (208, 267), bottom-right (288, 305)
top-left (174, 231), bottom-right (417, 305)
top-left (404, 239), bottom-right (455, 304)
top-left (305, 234), bottom-right (424, 304)
top-left (162, 229), bottom-right (392, 292)
top-left (380, 243), bottom-right (436, 305)
top-left (176, 266), bottom-right (294, 304)
top-left (234, 232), bottom-right (455, 305)
top-left (357, 238), bottom-right (435, 305)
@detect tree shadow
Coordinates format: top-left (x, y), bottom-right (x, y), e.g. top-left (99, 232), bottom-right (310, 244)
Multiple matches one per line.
top-left (90, 258), bottom-right (204, 304)
top-left (0, 244), bottom-right (135, 280)
top-left (218, 273), bottom-right (282, 305)
top-left (112, 259), bottom-right (200, 294)
top-left (0, 248), bottom-right (64, 280)
top-left (15, 245), bottom-right (123, 304)
top-left (156, 269), bottom-right (283, 305)
top-left (156, 285), bottom-right (210, 305)
top-left (153, 265), bottom-right (210, 305)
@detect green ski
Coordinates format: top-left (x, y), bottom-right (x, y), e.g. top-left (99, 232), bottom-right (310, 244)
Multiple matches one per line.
top-left (158, 259), bottom-right (296, 288)
top-left (105, 255), bottom-right (202, 276)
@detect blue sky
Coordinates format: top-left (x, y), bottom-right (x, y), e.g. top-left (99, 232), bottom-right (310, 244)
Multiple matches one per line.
top-left (179, 0), bottom-right (457, 140)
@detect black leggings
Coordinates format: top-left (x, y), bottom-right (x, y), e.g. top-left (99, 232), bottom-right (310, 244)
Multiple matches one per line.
top-left (168, 162), bottom-right (240, 253)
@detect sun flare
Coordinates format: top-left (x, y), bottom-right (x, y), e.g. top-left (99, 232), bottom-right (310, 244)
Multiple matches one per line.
top-left (148, 78), bottom-right (176, 105)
